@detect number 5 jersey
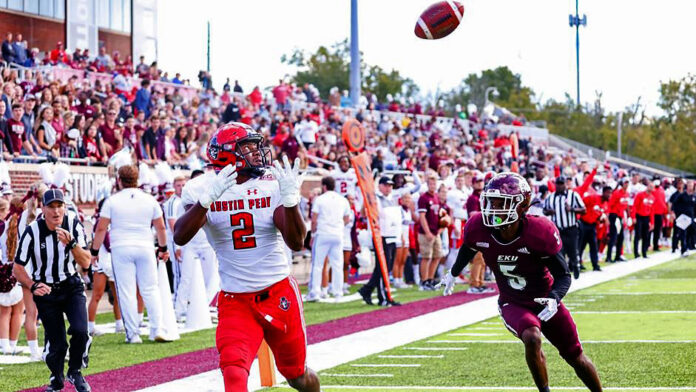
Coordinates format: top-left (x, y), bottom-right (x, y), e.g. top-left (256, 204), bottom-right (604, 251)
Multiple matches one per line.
top-left (462, 212), bottom-right (563, 307)
top-left (181, 170), bottom-right (290, 293)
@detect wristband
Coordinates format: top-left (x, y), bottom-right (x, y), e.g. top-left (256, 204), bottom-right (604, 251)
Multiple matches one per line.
top-left (30, 282), bottom-right (41, 293)
top-left (90, 248), bottom-right (99, 257)
top-left (157, 245), bottom-right (168, 253)
top-left (67, 239), bottom-right (77, 250)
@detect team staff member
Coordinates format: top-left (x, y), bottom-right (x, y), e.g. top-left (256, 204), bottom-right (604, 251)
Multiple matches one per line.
top-left (632, 182), bottom-right (655, 259)
top-left (579, 186), bottom-right (611, 271)
top-left (307, 176), bottom-right (351, 301)
top-left (91, 165), bottom-right (174, 344)
top-left (606, 179), bottom-right (630, 262)
top-left (13, 189), bottom-right (92, 392)
top-left (543, 176), bottom-right (586, 279)
top-left (651, 179), bottom-right (668, 251)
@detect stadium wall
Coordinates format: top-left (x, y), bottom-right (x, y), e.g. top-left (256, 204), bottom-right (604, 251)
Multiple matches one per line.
top-left (0, 9), bottom-right (64, 53)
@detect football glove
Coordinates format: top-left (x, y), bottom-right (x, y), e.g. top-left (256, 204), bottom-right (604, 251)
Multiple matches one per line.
top-left (198, 164), bottom-right (238, 209)
top-left (534, 297), bottom-right (558, 322)
top-left (435, 271), bottom-right (456, 296)
top-left (271, 155), bottom-right (302, 208)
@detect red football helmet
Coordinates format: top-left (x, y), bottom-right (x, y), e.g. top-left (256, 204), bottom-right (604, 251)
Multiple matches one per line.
top-left (207, 122), bottom-right (271, 177)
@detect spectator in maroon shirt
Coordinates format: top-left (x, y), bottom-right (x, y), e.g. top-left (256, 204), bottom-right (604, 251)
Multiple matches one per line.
top-left (466, 173), bottom-right (485, 214)
top-left (281, 126), bottom-right (300, 162)
top-left (73, 92), bottom-right (96, 118)
top-left (429, 148), bottom-right (445, 171)
top-left (99, 108), bottom-right (122, 156)
top-left (7, 103), bottom-right (26, 156)
top-left (417, 172), bottom-right (443, 290)
top-left (121, 116), bottom-right (138, 147)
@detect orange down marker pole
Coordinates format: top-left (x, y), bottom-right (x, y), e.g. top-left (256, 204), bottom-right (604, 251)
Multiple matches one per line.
top-left (258, 339), bottom-right (276, 386)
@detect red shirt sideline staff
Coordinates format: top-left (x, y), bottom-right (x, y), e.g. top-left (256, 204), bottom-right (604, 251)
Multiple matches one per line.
top-left (578, 186), bottom-right (612, 271)
top-left (632, 182), bottom-right (656, 259)
top-left (606, 179), bottom-right (630, 263)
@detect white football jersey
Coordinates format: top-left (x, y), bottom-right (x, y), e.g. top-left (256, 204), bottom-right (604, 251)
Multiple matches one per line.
top-left (181, 170), bottom-right (290, 293)
top-left (332, 168), bottom-right (358, 197)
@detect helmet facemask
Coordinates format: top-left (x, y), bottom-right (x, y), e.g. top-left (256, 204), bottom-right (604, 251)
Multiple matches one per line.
top-left (235, 137), bottom-right (271, 178)
top-left (480, 190), bottom-right (525, 228)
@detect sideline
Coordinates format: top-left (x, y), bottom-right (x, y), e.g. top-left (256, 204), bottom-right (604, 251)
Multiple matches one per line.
top-left (135, 250), bottom-right (682, 392)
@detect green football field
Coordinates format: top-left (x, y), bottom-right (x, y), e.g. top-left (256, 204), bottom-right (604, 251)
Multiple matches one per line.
top-left (267, 257), bottom-right (696, 391)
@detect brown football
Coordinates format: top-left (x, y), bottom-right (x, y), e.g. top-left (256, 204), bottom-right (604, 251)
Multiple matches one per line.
top-left (414, 1), bottom-right (465, 40)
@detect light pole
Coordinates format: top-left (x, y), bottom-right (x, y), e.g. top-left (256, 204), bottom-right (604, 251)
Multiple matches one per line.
top-left (569, 0), bottom-right (587, 107)
top-left (349, 0), bottom-right (361, 107)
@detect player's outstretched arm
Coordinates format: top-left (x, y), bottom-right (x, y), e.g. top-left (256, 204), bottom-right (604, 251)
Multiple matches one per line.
top-left (535, 252), bottom-right (572, 322)
top-left (436, 244), bottom-right (477, 295)
top-left (271, 156), bottom-right (306, 251)
top-left (174, 165), bottom-right (238, 246)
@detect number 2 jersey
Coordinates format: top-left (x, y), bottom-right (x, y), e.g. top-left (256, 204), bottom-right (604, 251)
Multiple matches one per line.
top-left (181, 170), bottom-right (290, 293)
top-left (462, 212), bottom-right (563, 307)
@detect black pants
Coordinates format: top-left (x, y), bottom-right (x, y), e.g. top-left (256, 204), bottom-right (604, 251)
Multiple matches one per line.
top-left (560, 226), bottom-right (580, 273)
top-left (579, 221), bottom-right (599, 269)
top-left (673, 226), bottom-right (688, 253)
top-left (634, 215), bottom-right (651, 258)
top-left (607, 213), bottom-right (624, 261)
top-left (688, 223), bottom-right (696, 250)
top-left (362, 239), bottom-right (396, 303)
top-left (33, 275), bottom-right (91, 378)
top-left (652, 214), bottom-right (663, 250)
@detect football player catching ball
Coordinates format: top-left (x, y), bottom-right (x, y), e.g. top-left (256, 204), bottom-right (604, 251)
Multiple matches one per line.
top-left (174, 122), bottom-right (320, 392)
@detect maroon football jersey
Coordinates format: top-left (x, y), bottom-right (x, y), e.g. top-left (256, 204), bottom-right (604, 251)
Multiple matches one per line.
top-left (462, 212), bottom-right (563, 307)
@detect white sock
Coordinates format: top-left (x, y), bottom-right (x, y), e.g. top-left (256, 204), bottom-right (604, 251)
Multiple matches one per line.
top-left (0, 338), bottom-right (9, 354)
top-left (9, 340), bottom-right (16, 352)
top-left (28, 340), bottom-right (39, 355)
top-left (321, 286), bottom-right (328, 295)
top-left (88, 321), bottom-right (95, 332)
top-left (115, 319), bottom-right (124, 330)
top-left (138, 313), bottom-right (144, 324)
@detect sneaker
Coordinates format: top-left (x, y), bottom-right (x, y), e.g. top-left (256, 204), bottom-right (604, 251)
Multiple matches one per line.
top-left (573, 268), bottom-right (580, 279)
top-left (89, 328), bottom-right (104, 337)
top-left (114, 323), bottom-right (125, 333)
top-left (342, 285), bottom-right (351, 295)
top-left (303, 294), bottom-right (320, 303)
top-left (579, 264), bottom-right (587, 271)
top-left (478, 286), bottom-right (496, 294)
top-left (152, 333), bottom-right (174, 343)
top-left (358, 287), bottom-right (373, 305)
top-left (30, 351), bottom-right (44, 362)
top-left (45, 375), bottom-right (64, 392)
top-left (593, 266), bottom-right (602, 271)
top-left (67, 370), bottom-right (91, 392)
top-left (378, 300), bottom-right (402, 307)
top-left (616, 256), bottom-right (627, 262)
top-left (126, 335), bottom-right (142, 344)
top-left (466, 286), bottom-right (481, 294)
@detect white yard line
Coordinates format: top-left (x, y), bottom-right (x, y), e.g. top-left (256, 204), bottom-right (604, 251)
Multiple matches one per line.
top-left (350, 364), bottom-right (422, 368)
top-left (405, 347), bottom-right (469, 351)
top-left (583, 292), bottom-right (696, 295)
top-left (426, 340), bottom-right (696, 344)
top-left (378, 355), bottom-right (444, 359)
top-left (319, 373), bottom-right (394, 378)
top-left (447, 333), bottom-right (503, 337)
top-left (574, 311), bottom-right (696, 314)
top-left (135, 251), bottom-right (683, 392)
top-left (273, 386), bottom-right (696, 391)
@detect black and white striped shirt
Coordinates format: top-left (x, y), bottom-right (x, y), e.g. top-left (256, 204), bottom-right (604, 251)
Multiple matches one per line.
top-left (15, 213), bottom-right (87, 284)
top-left (543, 190), bottom-right (585, 230)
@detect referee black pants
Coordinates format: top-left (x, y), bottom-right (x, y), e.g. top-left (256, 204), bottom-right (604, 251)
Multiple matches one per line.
top-left (634, 215), bottom-right (651, 258)
top-left (33, 275), bottom-right (91, 378)
top-left (560, 226), bottom-right (580, 276)
top-left (579, 221), bottom-right (600, 269)
top-left (361, 238), bottom-right (396, 304)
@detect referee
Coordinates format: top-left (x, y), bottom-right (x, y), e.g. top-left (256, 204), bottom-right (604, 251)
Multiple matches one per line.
top-left (543, 176), bottom-right (586, 280)
top-left (12, 189), bottom-right (92, 392)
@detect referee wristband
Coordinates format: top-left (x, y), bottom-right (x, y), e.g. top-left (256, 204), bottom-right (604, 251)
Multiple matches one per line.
top-left (67, 239), bottom-right (77, 250)
top-left (157, 245), bottom-right (168, 253)
top-left (90, 248), bottom-right (99, 257)
top-left (30, 282), bottom-right (41, 293)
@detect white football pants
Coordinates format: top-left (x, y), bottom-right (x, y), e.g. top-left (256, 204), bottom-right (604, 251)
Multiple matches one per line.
top-left (310, 234), bottom-right (344, 297)
top-left (111, 246), bottom-right (163, 340)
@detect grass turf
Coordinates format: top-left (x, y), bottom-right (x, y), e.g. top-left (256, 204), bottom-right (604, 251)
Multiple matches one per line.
top-left (0, 279), bottom-right (469, 391)
top-left (265, 256), bottom-right (696, 391)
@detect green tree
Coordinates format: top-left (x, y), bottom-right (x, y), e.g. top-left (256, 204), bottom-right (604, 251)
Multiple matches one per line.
top-left (282, 40), bottom-right (418, 102)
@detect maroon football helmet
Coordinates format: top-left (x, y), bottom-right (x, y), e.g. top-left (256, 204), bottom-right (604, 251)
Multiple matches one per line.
top-left (207, 122), bottom-right (271, 177)
top-left (480, 172), bottom-right (532, 228)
